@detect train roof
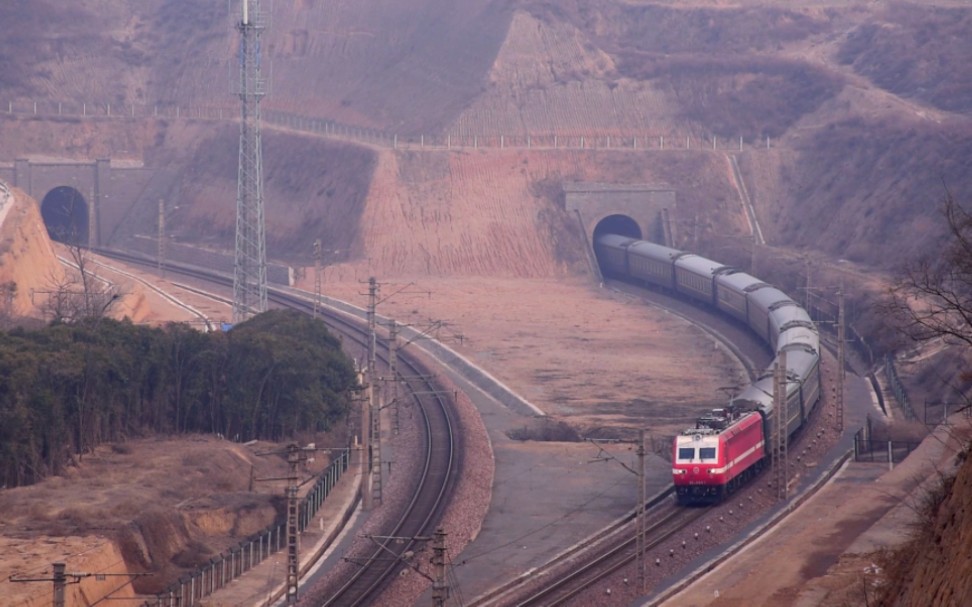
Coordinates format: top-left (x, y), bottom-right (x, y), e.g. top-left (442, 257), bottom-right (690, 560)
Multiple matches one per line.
top-left (770, 305), bottom-right (814, 328)
top-left (626, 240), bottom-right (684, 262)
top-left (717, 271), bottom-right (768, 292)
top-left (778, 347), bottom-right (820, 377)
top-left (674, 254), bottom-right (733, 276)
top-left (748, 286), bottom-right (794, 309)
top-left (678, 405), bottom-right (759, 436)
top-left (595, 234), bottom-right (638, 248)
top-left (776, 326), bottom-right (820, 354)
top-left (732, 380), bottom-right (774, 411)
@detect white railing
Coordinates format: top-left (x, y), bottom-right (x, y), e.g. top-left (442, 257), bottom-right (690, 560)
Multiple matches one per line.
top-left (4, 98), bottom-right (777, 153)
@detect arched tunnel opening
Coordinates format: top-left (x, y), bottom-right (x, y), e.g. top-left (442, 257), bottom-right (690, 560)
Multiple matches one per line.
top-left (592, 214), bottom-right (642, 277)
top-left (41, 186), bottom-right (89, 246)
top-left (593, 214), bottom-right (642, 242)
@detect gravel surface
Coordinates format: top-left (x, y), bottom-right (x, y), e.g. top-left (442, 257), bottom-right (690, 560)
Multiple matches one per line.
top-left (296, 385), bottom-right (424, 606)
top-left (296, 353), bottom-right (495, 606)
top-left (375, 360), bottom-right (496, 607)
top-left (558, 350), bottom-right (846, 607)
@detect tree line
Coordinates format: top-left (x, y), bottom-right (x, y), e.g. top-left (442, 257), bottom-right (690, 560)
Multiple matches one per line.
top-left (0, 309), bottom-right (357, 488)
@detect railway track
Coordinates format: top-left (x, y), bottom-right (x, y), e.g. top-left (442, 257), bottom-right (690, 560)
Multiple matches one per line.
top-left (95, 248), bottom-right (829, 607)
top-left (92, 248), bottom-right (459, 606)
top-left (517, 504), bottom-right (705, 607)
top-left (465, 486), bottom-right (693, 607)
top-left (467, 278), bottom-right (770, 607)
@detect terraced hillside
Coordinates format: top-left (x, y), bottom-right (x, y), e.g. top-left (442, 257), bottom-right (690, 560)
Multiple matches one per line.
top-left (2, 1), bottom-right (970, 273)
top-left (2, 2), bottom-right (972, 602)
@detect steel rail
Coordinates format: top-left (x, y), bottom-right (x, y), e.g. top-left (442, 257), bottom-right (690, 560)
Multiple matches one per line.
top-left (90, 247), bottom-right (459, 606)
top-left (517, 506), bottom-right (705, 606)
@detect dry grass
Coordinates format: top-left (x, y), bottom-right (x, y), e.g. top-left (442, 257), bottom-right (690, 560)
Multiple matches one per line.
top-left (0, 435), bottom-right (332, 593)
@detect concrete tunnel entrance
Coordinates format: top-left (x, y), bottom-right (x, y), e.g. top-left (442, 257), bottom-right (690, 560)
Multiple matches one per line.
top-left (591, 214), bottom-right (642, 277)
top-left (41, 186), bottom-right (89, 246)
top-left (593, 214), bottom-right (642, 241)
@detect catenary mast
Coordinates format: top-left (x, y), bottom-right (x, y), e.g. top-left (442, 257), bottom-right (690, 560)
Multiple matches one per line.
top-left (233, 0), bottom-right (268, 322)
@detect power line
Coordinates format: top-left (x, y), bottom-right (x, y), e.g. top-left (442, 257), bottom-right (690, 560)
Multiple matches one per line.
top-left (9, 563), bottom-right (150, 607)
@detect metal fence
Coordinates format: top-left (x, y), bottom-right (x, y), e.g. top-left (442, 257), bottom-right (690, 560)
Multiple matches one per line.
top-left (853, 427), bottom-right (920, 464)
top-left (3, 97), bottom-right (778, 153)
top-left (884, 355), bottom-right (916, 420)
top-left (142, 448), bottom-right (350, 607)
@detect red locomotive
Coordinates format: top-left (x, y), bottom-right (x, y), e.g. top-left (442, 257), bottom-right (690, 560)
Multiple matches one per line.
top-left (672, 404), bottom-right (766, 505)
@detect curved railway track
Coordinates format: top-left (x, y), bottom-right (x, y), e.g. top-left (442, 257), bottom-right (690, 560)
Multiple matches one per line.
top-left (518, 504), bottom-right (705, 607)
top-left (95, 247), bottom-right (813, 606)
top-left (469, 278), bottom-right (771, 607)
top-left (92, 248), bottom-right (459, 606)
top-left (318, 345), bottom-right (458, 607)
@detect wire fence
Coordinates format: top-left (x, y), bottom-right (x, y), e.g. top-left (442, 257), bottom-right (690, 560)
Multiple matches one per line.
top-left (141, 448), bottom-right (351, 607)
top-left (2, 97), bottom-right (778, 153)
top-left (804, 298), bottom-right (876, 368)
top-left (853, 426), bottom-right (920, 464)
top-left (884, 355), bottom-right (916, 421)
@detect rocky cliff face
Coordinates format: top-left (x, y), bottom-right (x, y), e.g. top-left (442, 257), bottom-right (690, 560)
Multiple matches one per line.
top-left (879, 443), bottom-right (972, 606)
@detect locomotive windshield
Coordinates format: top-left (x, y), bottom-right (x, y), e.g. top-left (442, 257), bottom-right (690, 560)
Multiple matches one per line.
top-left (699, 447), bottom-right (717, 461)
top-left (677, 447), bottom-right (696, 461)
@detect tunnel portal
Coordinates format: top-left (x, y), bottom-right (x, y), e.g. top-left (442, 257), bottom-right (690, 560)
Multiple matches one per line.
top-left (41, 186), bottom-right (90, 245)
top-left (593, 214), bottom-right (642, 241)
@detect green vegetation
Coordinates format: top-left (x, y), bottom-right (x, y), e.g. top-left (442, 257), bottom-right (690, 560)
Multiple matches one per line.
top-left (0, 309), bottom-right (357, 488)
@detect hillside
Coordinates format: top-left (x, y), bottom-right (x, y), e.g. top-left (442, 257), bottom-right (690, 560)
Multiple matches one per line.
top-left (0, 436), bottom-right (299, 604)
top-left (1, 0), bottom-right (972, 603)
top-left (2, 1), bottom-right (969, 274)
top-left (877, 441), bottom-right (972, 606)
top-left (0, 186), bottom-right (64, 319)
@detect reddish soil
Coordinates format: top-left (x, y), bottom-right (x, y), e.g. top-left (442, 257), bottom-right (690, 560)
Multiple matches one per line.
top-left (2, 0), bottom-right (971, 604)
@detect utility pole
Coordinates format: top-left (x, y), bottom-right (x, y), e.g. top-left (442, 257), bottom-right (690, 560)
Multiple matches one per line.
top-left (357, 366), bottom-right (373, 511)
top-left (354, 530), bottom-right (451, 603)
top-left (232, 0), bottom-right (269, 322)
top-left (42, 562), bottom-right (72, 607)
top-left (774, 350), bottom-right (789, 501)
top-left (636, 429), bottom-right (647, 593)
top-left (371, 380), bottom-right (383, 508)
top-left (367, 277), bottom-right (378, 374)
top-left (284, 445), bottom-right (303, 605)
top-left (10, 562), bottom-right (150, 607)
top-left (157, 198), bottom-right (165, 277)
top-left (255, 443), bottom-right (344, 605)
top-left (431, 528), bottom-right (449, 607)
top-left (584, 432), bottom-right (648, 591)
top-left (255, 444), bottom-right (305, 605)
top-left (388, 320), bottom-right (400, 435)
top-left (363, 282), bottom-right (443, 503)
top-left (313, 239), bottom-right (322, 318)
top-left (837, 289), bottom-right (845, 432)
top-left (365, 277), bottom-right (380, 508)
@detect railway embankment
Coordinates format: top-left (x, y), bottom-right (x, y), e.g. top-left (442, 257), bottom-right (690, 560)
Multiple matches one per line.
top-left (659, 413), bottom-right (972, 607)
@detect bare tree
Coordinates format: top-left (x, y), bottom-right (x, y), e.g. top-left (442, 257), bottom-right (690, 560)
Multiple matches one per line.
top-left (887, 189), bottom-right (972, 348)
top-left (39, 250), bottom-right (121, 324)
top-left (65, 240), bottom-right (120, 320)
top-left (39, 189), bottom-right (121, 323)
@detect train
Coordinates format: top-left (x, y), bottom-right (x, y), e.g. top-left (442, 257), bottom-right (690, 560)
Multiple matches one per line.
top-left (594, 234), bottom-right (821, 505)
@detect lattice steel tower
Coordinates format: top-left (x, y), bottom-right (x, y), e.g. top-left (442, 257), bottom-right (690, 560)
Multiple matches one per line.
top-left (233, 0), bottom-right (269, 322)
